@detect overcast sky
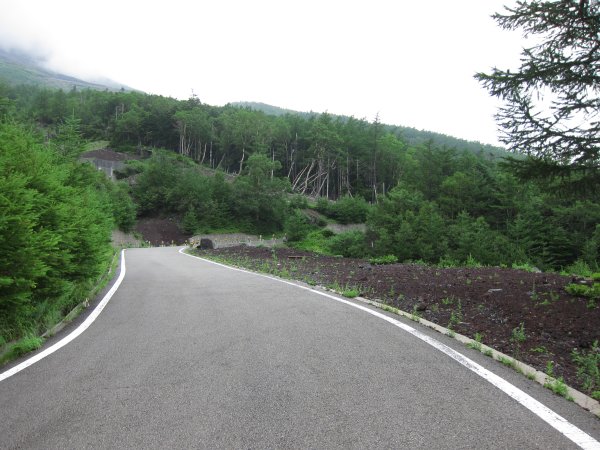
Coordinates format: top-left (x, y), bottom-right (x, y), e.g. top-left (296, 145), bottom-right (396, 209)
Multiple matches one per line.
top-left (0, 0), bottom-right (524, 146)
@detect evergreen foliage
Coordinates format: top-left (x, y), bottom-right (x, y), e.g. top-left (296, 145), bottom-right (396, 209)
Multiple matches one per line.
top-left (0, 77), bottom-right (598, 272)
top-left (0, 122), bottom-right (118, 341)
top-left (476, 0), bottom-right (600, 194)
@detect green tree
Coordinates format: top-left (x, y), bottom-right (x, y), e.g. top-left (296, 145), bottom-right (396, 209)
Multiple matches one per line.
top-left (328, 231), bottom-right (366, 258)
top-left (0, 123), bottom-right (113, 340)
top-left (328, 195), bottom-right (370, 224)
top-left (476, 0), bottom-right (600, 192)
top-left (448, 213), bottom-right (516, 266)
top-left (52, 116), bottom-right (83, 159)
top-left (231, 153), bottom-right (289, 231)
top-left (284, 211), bottom-right (312, 242)
top-left (109, 182), bottom-right (137, 232)
top-left (132, 153), bottom-right (179, 215)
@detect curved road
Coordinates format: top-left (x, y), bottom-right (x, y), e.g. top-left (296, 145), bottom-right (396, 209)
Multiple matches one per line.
top-left (1, 247), bottom-right (599, 449)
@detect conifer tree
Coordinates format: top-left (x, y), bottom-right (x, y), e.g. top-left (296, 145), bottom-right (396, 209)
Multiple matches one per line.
top-left (476, 0), bottom-right (599, 191)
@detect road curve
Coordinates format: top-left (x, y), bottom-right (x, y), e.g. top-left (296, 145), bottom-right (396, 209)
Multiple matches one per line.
top-left (1, 246), bottom-right (599, 449)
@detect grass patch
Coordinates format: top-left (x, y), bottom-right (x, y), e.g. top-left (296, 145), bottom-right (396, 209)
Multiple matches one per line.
top-left (369, 255), bottom-right (398, 265)
top-left (565, 283), bottom-right (600, 308)
top-left (289, 230), bottom-right (332, 255)
top-left (510, 322), bottom-right (526, 359)
top-left (511, 262), bottom-right (539, 272)
top-left (1, 248), bottom-right (119, 366)
top-left (380, 304), bottom-right (398, 314)
top-left (530, 346), bottom-right (548, 354)
top-left (571, 340), bottom-right (599, 395)
top-left (544, 377), bottom-right (572, 400)
top-left (499, 356), bottom-right (516, 369)
top-left (83, 140), bottom-right (110, 152)
top-left (0, 335), bottom-right (44, 365)
top-left (342, 287), bottom-right (360, 298)
top-left (563, 260), bottom-right (594, 278)
top-left (410, 306), bottom-right (422, 323)
top-left (467, 332), bottom-right (483, 351)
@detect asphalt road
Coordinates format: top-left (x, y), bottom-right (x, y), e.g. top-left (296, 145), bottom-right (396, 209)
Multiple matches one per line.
top-left (1, 246), bottom-right (599, 449)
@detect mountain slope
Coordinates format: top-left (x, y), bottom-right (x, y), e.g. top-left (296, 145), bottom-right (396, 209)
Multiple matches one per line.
top-left (0, 48), bottom-right (133, 92)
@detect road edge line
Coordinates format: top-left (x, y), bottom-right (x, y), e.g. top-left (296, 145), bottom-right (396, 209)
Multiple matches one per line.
top-left (0, 249), bottom-right (127, 382)
top-left (179, 247), bottom-right (600, 450)
top-left (353, 296), bottom-right (600, 417)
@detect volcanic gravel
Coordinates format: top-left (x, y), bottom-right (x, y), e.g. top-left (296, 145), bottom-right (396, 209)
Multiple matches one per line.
top-left (196, 245), bottom-right (600, 395)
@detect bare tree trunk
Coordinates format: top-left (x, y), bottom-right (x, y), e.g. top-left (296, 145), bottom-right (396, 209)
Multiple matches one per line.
top-left (292, 162), bottom-right (312, 191)
top-left (239, 146), bottom-right (245, 174)
top-left (200, 143), bottom-right (207, 164)
top-left (216, 153), bottom-right (225, 171)
top-left (271, 145), bottom-right (275, 179)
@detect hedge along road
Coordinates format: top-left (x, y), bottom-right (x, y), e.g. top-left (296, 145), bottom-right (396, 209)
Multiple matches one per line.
top-left (1, 247), bottom-right (599, 449)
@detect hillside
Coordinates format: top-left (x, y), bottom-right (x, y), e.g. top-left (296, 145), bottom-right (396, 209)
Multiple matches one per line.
top-left (231, 101), bottom-right (510, 158)
top-left (0, 50), bottom-right (506, 158)
top-left (0, 47), bottom-right (133, 92)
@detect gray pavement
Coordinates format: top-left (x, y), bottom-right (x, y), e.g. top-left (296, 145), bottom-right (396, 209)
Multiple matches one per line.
top-left (1, 246), bottom-right (599, 449)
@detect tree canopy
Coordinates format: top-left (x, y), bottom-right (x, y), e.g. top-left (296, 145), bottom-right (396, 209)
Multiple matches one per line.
top-left (476, 0), bottom-right (599, 192)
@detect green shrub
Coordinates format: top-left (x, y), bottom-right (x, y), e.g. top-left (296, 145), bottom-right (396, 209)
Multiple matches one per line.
top-left (0, 123), bottom-right (113, 341)
top-left (565, 283), bottom-right (600, 300)
top-left (290, 230), bottom-right (331, 254)
top-left (321, 229), bottom-right (335, 238)
top-left (289, 195), bottom-right (309, 209)
top-left (109, 181), bottom-right (137, 232)
top-left (511, 262), bottom-right (539, 272)
top-left (342, 287), bottom-right (360, 298)
top-left (181, 208), bottom-right (199, 234)
top-left (284, 212), bottom-right (312, 242)
top-left (315, 197), bottom-right (330, 215)
top-left (328, 195), bottom-right (370, 224)
top-left (564, 259), bottom-right (594, 278)
top-left (328, 231), bottom-right (367, 258)
top-left (571, 341), bottom-right (600, 394)
top-left (369, 255), bottom-right (398, 265)
top-left (0, 335), bottom-right (43, 364)
top-left (438, 256), bottom-right (460, 268)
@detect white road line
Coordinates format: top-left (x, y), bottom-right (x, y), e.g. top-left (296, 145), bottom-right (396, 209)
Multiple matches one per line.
top-left (0, 250), bottom-right (127, 382)
top-left (180, 247), bottom-right (600, 450)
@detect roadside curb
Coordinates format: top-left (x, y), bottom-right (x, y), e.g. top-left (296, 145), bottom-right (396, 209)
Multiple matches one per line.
top-left (184, 247), bottom-right (600, 419)
top-left (184, 247), bottom-right (600, 448)
top-left (41, 249), bottom-right (121, 340)
top-left (343, 293), bottom-right (600, 418)
top-left (0, 250), bottom-right (126, 382)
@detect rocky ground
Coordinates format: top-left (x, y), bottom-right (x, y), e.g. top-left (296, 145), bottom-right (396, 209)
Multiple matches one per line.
top-left (193, 245), bottom-right (599, 396)
top-left (134, 217), bottom-right (190, 246)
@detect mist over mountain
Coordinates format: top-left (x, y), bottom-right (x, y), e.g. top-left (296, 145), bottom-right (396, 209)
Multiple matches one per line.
top-left (0, 47), bottom-right (135, 92)
top-left (0, 47), bottom-right (505, 156)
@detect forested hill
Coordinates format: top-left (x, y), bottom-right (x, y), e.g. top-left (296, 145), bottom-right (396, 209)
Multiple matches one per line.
top-left (0, 48), bottom-right (133, 92)
top-left (231, 101), bottom-right (509, 158)
top-left (1, 74), bottom-right (599, 348)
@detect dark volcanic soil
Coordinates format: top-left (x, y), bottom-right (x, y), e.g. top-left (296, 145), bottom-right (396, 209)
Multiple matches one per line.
top-left (134, 217), bottom-right (190, 246)
top-left (196, 245), bottom-right (599, 395)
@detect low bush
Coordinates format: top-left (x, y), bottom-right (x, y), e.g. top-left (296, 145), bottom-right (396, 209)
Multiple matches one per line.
top-left (369, 255), bottom-right (398, 265)
top-left (328, 231), bottom-right (367, 258)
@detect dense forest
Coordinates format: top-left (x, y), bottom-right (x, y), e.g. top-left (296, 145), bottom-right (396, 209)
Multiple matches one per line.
top-left (1, 77), bottom-right (599, 347)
